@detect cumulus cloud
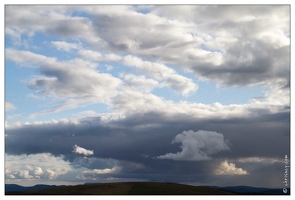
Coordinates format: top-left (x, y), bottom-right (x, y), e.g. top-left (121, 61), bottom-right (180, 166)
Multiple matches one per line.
top-left (33, 167), bottom-right (43, 176)
top-left (44, 169), bottom-right (56, 179)
top-left (215, 160), bottom-right (248, 175)
top-left (157, 130), bottom-right (230, 161)
top-left (5, 153), bottom-right (72, 180)
top-left (5, 102), bottom-right (16, 111)
top-left (72, 145), bottom-right (94, 156)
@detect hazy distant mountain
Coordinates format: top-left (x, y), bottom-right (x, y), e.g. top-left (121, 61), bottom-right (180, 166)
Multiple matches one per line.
top-left (5, 184), bottom-right (60, 192)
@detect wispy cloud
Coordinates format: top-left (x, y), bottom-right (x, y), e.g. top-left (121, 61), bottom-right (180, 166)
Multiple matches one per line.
top-left (5, 102), bottom-right (16, 111)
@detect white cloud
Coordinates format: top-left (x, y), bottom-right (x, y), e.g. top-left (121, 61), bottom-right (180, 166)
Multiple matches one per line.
top-left (6, 5), bottom-right (289, 89)
top-left (33, 167), bottom-right (43, 176)
top-left (18, 170), bottom-right (33, 179)
top-left (161, 74), bottom-right (198, 97)
top-left (122, 55), bottom-right (198, 96)
top-left (78, 49), bottom-right (198, 96)
top-left (5, 6), bottom-right (102, 45)
top-left (6, 49), bottom-right (56, 67)
top-left (111, 91), bottom-right (169, 114)
top-left (5, 102), bottom-right (16, 111)
top-left (79, 166), bottom-right (121, 180)
top-left (84, 167), bottom-right (119, 175)
top-left (78, 49), bottom-right (121, 62)
top-left (121, 73), bottom-right (160, 93)
top-left (72, 145), bottom-right (94, 156)
top-left (5, 153), bottom-right (72, 180)
top-left (51, 41), bottom-right (80, 51)
top-left (236, 157), bottom-right (283, 164)
top-left (81, 5), bottom-right (289, 88)
top-left (215, 160), bottom-right (249, 175)
top-left (157, 130), bottom-right (230, 161)
top-left (44, 169), bottom-right (56, 179)
top-left (7, 50), bottom-right (122, 116)
top-left (6, 6), bottom-right (289, 118)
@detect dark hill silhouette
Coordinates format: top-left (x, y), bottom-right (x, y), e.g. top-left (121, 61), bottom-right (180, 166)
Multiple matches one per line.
top-left (5, 184), bottom-right (60, 192)
top-left (6, 182), bottom-right (236, 195)
top-left (5, 182), bottom-right (289, 195)
top-left (208, 185), bottom-right (290, 195)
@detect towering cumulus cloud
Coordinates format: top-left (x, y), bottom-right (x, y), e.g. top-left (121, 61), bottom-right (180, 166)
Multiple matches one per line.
top-left (157, 130), bottom-right (230, 161)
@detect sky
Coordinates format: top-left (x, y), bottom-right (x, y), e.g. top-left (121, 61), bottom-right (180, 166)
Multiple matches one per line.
top-left (3, 4), bottom-right (291, 188)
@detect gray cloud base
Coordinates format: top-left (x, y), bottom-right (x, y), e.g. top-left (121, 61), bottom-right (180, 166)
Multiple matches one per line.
top-left (5, 110), bottom-right (289, 187)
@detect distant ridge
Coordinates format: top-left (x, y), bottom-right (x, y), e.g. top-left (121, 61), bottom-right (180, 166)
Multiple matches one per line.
top-left (6, 182), bottom-right (236, 195)
top-left (5, 182), bottom-right (290, 195)
top-left (5, 184), bottom-right (61, 192)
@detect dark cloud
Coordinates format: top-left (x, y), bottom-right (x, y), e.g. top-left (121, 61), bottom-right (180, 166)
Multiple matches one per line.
top-left (5, 109), bottom-right (289, 187)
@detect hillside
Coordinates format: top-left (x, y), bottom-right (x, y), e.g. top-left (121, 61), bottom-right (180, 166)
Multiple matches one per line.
top-left (6, 182), bottom-right (237, 195)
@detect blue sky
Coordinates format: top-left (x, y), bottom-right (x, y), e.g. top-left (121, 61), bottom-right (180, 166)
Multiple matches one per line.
top-left (4, 4), bottom-right (291, 188)
top-left (5, 29), bottom-right (267, 124)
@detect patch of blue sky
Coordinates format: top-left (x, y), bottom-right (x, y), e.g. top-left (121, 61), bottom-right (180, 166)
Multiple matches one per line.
top-left (133, 5), bottom-right (153, 14)
top-left (5, 60), bottom-right (38, 99)
top-left (200, 43), bottom-right (222, 53)
top-left (6, 99), bottom-right (110, 125)
top-left (152, 79), bottom-right (266, 105)
top-left (156, 63), bottom-right (267, 105)
top-left (70, 8), bottom-right (94, 20)
top-left (28, 32), bottom-right (82, 60)
top-left (29, 102), bottom-right (110, 122)
top-left (5, 32), bottom-right (75, 61)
